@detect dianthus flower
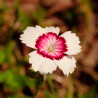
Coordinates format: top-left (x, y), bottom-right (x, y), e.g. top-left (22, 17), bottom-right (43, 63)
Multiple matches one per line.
top-left (20, 26), bottom-right (81, 75)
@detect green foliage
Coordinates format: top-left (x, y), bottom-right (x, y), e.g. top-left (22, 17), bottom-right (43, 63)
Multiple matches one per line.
top-left (66, 91), bottom-right (73, 98)
top-left (45, 91), bottom-right (58, 98)
top-left (0, 0), bottom-right (7, 12)
top-left (18, 12), bottom-right (31, 31)
top-left (32, 5), bottom-right (46, 26)
top-left (0, 41), bottom-right (14, 65)
top-left (0, 49), bottom-right (6, 64)
top-left (85, 89), bottom-right (96, 98)
top-left (14, 0), bottom-right (31, 31)
top-left (0, 15), bottom-right (4, 25)
top-left (81, 0), bottom-right (93, 11)
top-left (77, 89), bottom-right (96, 98)
top-left (0, 70), bottom-right (37, 90)
top-left (77, 93), bottom-right (85, 98)
top-left (4, 41), bottom-right (15, 65)
top-left (8, 93), bottom-right (32, 98)
top-left (63, 9), bottom-right (77, 27)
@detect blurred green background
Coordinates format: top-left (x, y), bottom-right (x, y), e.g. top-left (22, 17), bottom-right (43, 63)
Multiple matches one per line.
top-left (0, 0), bottom-right (98, 98)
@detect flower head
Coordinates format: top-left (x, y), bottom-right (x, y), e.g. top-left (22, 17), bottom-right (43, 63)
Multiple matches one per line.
top-left (20, 25), bottom-right (81, 75)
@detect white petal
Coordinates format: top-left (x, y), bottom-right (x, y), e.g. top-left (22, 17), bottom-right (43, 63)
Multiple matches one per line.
top-left (39, 58), bottom-right (57, 74)
top-left (61, 31), bottom-right (81, 55)
top-left (20, 26), bottom-right (60, 49)
top-left (29, 51), bottom-right (44, 71)
top-left (29, 51), bottom-right (57, 74)
top-left (45, 26), bottom-right (60, 35)
top-left (54, 56), bottom-right (76, 76)
top-left (20, 25), bottom-right (45, 49)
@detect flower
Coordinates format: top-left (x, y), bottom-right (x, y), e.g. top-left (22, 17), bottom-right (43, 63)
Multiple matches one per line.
top-left (20, 25), bottom-right (81, 75)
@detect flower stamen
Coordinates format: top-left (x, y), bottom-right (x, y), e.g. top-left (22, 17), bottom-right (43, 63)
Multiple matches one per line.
top-left (47, 46), bottom-right (54, 53)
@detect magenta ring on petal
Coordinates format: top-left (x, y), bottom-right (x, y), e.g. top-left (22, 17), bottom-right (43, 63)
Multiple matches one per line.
top-left (35, 32), bottom-right (68, 60)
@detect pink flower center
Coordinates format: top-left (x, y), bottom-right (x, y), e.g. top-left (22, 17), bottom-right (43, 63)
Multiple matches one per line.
top-left (35, 32), bottom-right (68, 60)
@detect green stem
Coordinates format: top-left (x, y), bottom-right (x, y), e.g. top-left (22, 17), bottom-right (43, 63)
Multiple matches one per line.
top-left (67, 75), bottom-right (74, 98)
top-left (47, 74), bottom-right (55, 93)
